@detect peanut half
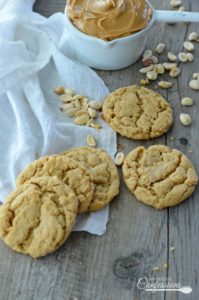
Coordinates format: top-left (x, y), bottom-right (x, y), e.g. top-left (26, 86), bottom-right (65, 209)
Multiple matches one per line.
top-left (170, 0), bottom-right (182, 8)
top-left (62, 103), bottom-right (74, 110)
top-left (143, 49), bottom-right (153, 58)
top-left (168, 52), bottom-right (177, 62)
top-left (189, 80), bottom-right (199, 90)
top-left (178, 6), bottom-right (185, 11)
top-left (181, 97), bottom-right (193, 106)
top-left (139, 65), bottom-right (154, 74)
top-left (114, 152), bottom-right (125, 166)
top-left (88, 101), bottom-right (102, 111)
top-left (178, 52), bottom-right (188, 62)
top-left (74, 113), bottom-right (90, 125)
top-left (146, 70), bottom-right (158, 81)
top-left (187, 53), bottom-right (194, 62)
top-left (169, 67), bottom-right (181, 78)
top-left (155, 43), bottom-right (166, 54)
top-left (88, 107), bottom-right (97, 118)
top-left (158, 81), bottom-right (173, 89)
top-left (154, 64), bottom-right (165, 74)
top-left (180, 113), bottom-right (192, 126)
top-left (86, 135), bottom-right (96, 147)
top-left (60, 94), bottom-right (73, 103)
top-left (163, 62), bottom-right (177, 71)
top-left (65, 108), bottom-right (78, 117)
top-left (183, 41), bottom-right (194, 51)
top-left (151, 56), bottom-right (159, 64)
top-left (188, 32), bottom-right (199, 42)
top-left (64, 88), bottom-right (75, 96)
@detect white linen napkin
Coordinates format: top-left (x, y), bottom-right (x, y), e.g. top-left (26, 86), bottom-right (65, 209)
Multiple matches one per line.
top-left (0, 0), bottom-right (117, 235)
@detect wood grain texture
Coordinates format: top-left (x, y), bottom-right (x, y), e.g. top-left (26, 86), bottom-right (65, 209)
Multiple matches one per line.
top-left (0, 0), bottom-right (198, 299)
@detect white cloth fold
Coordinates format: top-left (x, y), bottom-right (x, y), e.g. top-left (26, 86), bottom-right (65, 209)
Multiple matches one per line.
top-left (0, 0), bottom-right (116, 235)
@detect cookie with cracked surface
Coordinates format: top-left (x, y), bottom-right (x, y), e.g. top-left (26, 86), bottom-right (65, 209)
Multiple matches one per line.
top-left (122, 145), bottom-right (198, 209)
top-left (0, 176), bottom-right (78, 258)
top-left (16, 156), bottom-right (95, 213)
top-left (102, 85), bottom-right (173, 140)
top-left (61, 147), bottom-right (120, 211)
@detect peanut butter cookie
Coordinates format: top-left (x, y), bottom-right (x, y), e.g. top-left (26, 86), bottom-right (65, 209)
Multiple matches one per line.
top-left (122, 145), bottom-right (198, 209)
top-left (16, 156), bottom-right (95, 213)
top-left (102, 85), bottom-right (173, 140)
top-left (0, 176), bottom-right (78, 258)
top-left (61, 147), bottom-right (120, 211)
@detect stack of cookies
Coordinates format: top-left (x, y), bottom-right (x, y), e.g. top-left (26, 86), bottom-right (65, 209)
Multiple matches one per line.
top-left (0, 147), bottom-right (120, 258)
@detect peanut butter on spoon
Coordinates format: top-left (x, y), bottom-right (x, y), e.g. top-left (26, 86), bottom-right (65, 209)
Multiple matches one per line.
top-left (67, 0), bottom-right (152, 41)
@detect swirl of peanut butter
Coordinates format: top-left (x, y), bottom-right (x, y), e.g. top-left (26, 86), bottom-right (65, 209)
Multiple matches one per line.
top-left (67, 0), bottom-right (152, 41)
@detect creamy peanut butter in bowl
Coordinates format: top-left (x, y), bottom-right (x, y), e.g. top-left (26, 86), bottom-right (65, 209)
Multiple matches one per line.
top-left (67, 0), bottom-right (152, 41)
top-left (65, 0), bottom-right (199, 70)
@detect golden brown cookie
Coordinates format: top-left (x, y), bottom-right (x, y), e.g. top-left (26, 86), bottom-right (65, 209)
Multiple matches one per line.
top-left (102, 85), bottom-right (173, 140)
top-left (16, 156), bottom-right (95, 213)
top-left (122, 145), bottom-right (198, 209)
top-left (61, 147), bottom-right (120, 211)
top-left (0, 176), bottom-right (78, 258)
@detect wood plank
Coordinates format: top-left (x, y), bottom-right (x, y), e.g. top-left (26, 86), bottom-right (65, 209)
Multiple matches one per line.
top-left (165, 0), bottom-right (199, 298)
top-left (33, 0), bottom-right (65, 16)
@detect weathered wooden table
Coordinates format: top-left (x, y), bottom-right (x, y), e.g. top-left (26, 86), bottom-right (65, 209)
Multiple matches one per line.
top-left (0, 0), bottom-right (199, 299)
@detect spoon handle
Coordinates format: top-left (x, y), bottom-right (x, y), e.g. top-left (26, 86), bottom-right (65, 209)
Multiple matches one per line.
top-left (155, 10), bottom-right (199, 23)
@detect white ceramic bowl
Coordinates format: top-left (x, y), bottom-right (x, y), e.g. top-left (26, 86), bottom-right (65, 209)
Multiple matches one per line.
top-left (64, 3), bottom-right (199, 70)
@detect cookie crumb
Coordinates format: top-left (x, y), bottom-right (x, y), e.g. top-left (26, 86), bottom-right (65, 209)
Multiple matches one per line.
top-left (118, 143), bottom-right (125, 150)
top-left (170, 136), bottom-right (175, 141)
top-left (140, 78), bottom-right (149, 86)
top-left (170, 246), bottom-right (175, 252)
top-left (152, 267), bottom-right (160, 272)
top-left (100, 113), bottom-right (105, 121)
